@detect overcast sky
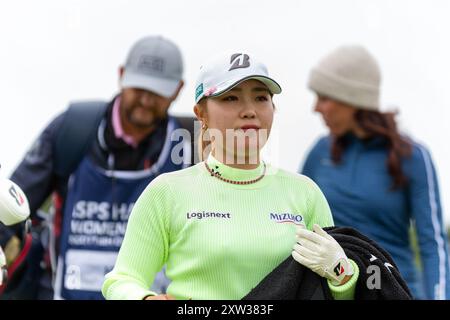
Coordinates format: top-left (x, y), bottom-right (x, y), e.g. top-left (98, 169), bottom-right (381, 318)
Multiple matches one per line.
top-left (1, 0), bottom-right (449, 224)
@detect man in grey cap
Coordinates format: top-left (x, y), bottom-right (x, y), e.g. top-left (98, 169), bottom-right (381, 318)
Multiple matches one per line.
top-left (0, 35), bottom-right (191, 299)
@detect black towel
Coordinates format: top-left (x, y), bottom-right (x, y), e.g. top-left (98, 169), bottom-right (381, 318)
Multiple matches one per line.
top-left (243, 226), bottom-right (413, 300)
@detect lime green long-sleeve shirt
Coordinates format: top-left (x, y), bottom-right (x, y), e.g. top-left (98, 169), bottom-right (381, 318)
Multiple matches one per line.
top-left (102, 155), bottom-right (359, 300)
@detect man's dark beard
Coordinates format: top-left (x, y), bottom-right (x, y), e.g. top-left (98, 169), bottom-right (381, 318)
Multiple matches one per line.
top-left (126, 109), bottom-right (167, 129)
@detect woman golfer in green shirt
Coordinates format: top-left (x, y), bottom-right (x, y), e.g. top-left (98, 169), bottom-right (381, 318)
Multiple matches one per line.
top-left (102, 51), bottom-right (359, 300)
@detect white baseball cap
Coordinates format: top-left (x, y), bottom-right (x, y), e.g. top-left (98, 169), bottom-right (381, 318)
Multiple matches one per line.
top-left (195, 51), bottom-right (282, 103)
top-left (121, 35), bottom-right (184, 98)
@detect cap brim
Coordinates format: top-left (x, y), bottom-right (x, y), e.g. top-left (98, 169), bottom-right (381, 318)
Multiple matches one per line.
top-left (210, 75), bottom-right (282, 98)
top-left (121, 71), bottom-right (180, 98)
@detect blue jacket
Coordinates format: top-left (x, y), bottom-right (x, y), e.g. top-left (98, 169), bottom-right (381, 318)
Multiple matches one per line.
top-left (300, 134), bottom-right (450, 300)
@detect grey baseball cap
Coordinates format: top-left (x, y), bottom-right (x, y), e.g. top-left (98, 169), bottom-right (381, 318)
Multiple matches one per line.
top-left (195, 51), bottom-right (282, 103)
top-left (120, 36), bottom-right (183, 98)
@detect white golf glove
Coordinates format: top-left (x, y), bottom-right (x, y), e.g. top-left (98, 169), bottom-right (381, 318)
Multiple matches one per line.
top-left (292, 224), bottom-right (354, 286)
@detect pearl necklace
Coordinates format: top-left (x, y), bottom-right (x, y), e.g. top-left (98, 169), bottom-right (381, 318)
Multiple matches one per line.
top-left (204, 161), bottom-right (266, 185)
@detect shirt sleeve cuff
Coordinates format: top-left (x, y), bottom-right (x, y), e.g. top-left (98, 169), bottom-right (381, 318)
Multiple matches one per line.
top-left (327, 259), bottom-right (359, 300)
top-left (103, 279), bottom-right (158, 300)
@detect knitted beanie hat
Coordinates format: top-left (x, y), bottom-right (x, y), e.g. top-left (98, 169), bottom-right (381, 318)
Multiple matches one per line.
top-left (308, 45), bottom-right (381, 111)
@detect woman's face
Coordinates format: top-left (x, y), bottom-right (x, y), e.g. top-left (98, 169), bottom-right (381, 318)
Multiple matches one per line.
top-left (314, 95), bottom-right (357, 137)
top-left (196, 79), bottom-right (274, 161)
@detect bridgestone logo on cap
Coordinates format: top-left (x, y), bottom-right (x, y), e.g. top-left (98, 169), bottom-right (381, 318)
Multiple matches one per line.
top-left (229, 53), bottom-right (250, 71)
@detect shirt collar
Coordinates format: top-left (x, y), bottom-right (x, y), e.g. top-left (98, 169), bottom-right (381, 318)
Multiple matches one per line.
top-left (343, 132), bottom-right (387, 148)
top-left (112, 96), bottom-right (138, 148)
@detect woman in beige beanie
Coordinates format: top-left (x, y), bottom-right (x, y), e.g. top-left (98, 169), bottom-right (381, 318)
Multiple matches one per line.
top-left (300, 45), bottom-right (450, 300)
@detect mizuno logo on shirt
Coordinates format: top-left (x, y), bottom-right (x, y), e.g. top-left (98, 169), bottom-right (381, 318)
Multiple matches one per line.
top-left (187, 211), bottom-right (231, 220)
top-left (269, 213), bottom-right (304, 225)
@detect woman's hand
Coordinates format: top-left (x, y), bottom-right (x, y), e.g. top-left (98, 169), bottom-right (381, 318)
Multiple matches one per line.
top-left (292, 224), bottom-right (354, 286)
top-left (144, 294), bottom-right (175, 300)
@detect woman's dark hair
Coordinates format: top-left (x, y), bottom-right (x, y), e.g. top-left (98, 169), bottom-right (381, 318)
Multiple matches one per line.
top-left (331, 109), bottom-right (412, 189)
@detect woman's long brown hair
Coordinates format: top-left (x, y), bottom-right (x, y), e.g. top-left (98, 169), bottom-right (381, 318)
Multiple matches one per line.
top-left (331, 109), bottom-right (412, 189)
